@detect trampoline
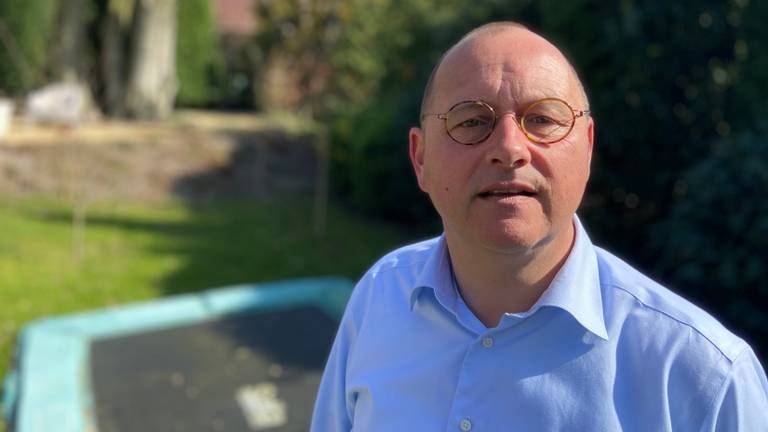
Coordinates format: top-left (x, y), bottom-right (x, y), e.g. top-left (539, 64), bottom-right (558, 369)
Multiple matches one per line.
top-left (3, 277), bottom-right (353, 432)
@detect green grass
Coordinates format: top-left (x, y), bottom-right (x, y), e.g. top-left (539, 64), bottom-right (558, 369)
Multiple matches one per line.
top-left (0, 197), bottom-right (424, 427)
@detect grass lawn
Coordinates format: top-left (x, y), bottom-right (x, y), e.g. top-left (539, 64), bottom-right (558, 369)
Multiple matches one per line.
top-left (0, 197), bottom-right (426, 428)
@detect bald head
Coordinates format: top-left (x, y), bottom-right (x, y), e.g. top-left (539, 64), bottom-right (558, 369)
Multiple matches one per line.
top-left (419, 22), bottom-right (589, 122)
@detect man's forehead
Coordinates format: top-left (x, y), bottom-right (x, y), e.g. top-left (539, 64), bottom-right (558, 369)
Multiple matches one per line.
top-left (452, 57), bottom-right (567, 93)
top-left (433, 31), bottom-right (576, 105)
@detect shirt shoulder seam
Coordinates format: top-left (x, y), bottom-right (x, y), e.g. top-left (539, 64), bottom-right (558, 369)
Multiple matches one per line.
top-left (695, 345), bottom-right (751, 431)
top-left (604, 282), bottom-right (745, 362)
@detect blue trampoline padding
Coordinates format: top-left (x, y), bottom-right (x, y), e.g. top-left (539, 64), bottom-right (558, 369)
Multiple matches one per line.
top-left (4, 276), bottom-right (354, 432)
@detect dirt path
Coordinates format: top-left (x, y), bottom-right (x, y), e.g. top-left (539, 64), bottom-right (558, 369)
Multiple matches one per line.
top-left (0, 110), bottom-right (321, 202)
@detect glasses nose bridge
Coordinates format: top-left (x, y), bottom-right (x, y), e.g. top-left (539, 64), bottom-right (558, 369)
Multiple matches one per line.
top-left (493, 109), bottom-right (525, 134)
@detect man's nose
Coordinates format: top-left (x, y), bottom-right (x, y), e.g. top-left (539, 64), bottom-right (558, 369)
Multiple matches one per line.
top-left (485, 113), bottom-right (531, 169)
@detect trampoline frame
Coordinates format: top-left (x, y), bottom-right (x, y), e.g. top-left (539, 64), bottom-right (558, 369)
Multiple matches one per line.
top-left (2, 277), bottom-right (353, 432)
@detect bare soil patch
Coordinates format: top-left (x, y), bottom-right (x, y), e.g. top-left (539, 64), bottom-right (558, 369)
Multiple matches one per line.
top-left (0, 110), bottom-right (320, 202)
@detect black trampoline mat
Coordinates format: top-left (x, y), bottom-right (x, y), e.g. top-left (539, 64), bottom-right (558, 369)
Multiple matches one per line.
top-left (90, 306), bottom-right (338, 432)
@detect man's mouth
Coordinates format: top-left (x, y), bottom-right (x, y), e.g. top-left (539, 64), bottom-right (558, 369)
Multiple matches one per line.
top-left (477, 188), bottom-right (537, 199)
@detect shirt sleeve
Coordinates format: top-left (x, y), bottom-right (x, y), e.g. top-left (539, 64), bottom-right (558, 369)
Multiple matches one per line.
top-left (311, 283), bottom-right (364, 432)
top-left (701, 347), bottom-right (768, 431)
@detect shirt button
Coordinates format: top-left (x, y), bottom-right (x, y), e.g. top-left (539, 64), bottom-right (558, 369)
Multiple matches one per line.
top-left (482, 337), bottom-right (493, 348)
top-left (460, 419), bottom-right (472, 431)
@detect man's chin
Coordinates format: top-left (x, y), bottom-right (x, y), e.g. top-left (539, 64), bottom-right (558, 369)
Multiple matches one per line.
top-left (474, 228), bottom-right (552, 256)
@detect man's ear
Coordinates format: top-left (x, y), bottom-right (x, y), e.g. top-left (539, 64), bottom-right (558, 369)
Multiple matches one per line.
top-left (587, 117), bottom-right (595, 171)
top-left (409, 126), bottom-right (428, 192)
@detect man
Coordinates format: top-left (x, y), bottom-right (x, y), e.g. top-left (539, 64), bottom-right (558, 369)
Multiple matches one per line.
top-left (311, 22), bottom-right (768, 431)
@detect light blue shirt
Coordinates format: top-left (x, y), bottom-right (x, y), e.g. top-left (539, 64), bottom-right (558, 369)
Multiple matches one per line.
top-left (311, 218), bottom-right (768, 431)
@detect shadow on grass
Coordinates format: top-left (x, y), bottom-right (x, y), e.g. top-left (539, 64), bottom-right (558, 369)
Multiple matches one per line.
top-left (36, 197), bottom-right (419, 295)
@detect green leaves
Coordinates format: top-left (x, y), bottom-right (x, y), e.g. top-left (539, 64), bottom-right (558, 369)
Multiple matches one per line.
top-left (176, 0), bottom-right (223, 107)
top-left (0, 0), bottom-right (58, 94)
top-left (650, 128), bottom-right (768, 348)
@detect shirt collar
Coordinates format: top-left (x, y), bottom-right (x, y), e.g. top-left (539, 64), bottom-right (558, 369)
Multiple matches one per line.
top-left (408, 216), bottom-right (608, 340)
top-left (409, 235), bottom-right (457, 312)
top-left (531, 216), bottom-right (608, 340)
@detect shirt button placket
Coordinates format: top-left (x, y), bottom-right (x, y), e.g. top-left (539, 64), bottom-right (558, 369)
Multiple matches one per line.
top-left (460, 418), bottom-right (472, 431)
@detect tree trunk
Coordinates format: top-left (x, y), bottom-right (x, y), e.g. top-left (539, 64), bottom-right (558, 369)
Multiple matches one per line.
top-left (100, 4), bottom-right (127, 116)
top-left (124, 0), bottom-right (177, 119)
top-left (52, 0), bottom-right (88, 83)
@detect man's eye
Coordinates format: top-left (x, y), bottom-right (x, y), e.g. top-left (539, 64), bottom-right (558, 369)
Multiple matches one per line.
top-left (527, 115), bottom-right (555, 124)
top-left (458, 117), bottom-right (488, 128)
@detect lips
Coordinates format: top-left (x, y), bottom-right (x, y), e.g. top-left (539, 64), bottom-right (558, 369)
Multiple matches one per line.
top-left (478, 189), bottom-right (536, 198)
top-left (477, 182), bottom-right (537, 199)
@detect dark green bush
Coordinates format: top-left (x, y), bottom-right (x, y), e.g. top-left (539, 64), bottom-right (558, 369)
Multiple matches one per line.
top-left (650, 129), bottom-right (768, 357)
top-left (330, 89), bottom-right (435, 224)
top-left (0, 0), bottom-right (58, 94)
top-left (176, 0), bottom-right (223, 107)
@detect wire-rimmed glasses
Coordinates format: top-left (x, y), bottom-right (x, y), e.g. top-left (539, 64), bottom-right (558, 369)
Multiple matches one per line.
top-left (422, 98), bottom-right (590, 145)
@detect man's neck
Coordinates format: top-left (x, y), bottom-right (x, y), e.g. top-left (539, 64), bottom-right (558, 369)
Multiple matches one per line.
top-left (446, 223), bottom-right (576, 328)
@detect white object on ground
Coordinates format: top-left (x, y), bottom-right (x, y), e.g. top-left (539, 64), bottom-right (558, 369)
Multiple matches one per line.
top-left (235, 382), bottom-right (288, 430)
top-left (0, 98), bottom-right (13, 137)
top-left (24, 82), bottom-right (88, 126)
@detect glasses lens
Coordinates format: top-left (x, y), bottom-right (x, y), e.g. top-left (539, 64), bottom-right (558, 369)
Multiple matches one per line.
top-left (444, 102), bottom-right (494, 144)
top-left (521, 99), bottom-right (574, 143)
